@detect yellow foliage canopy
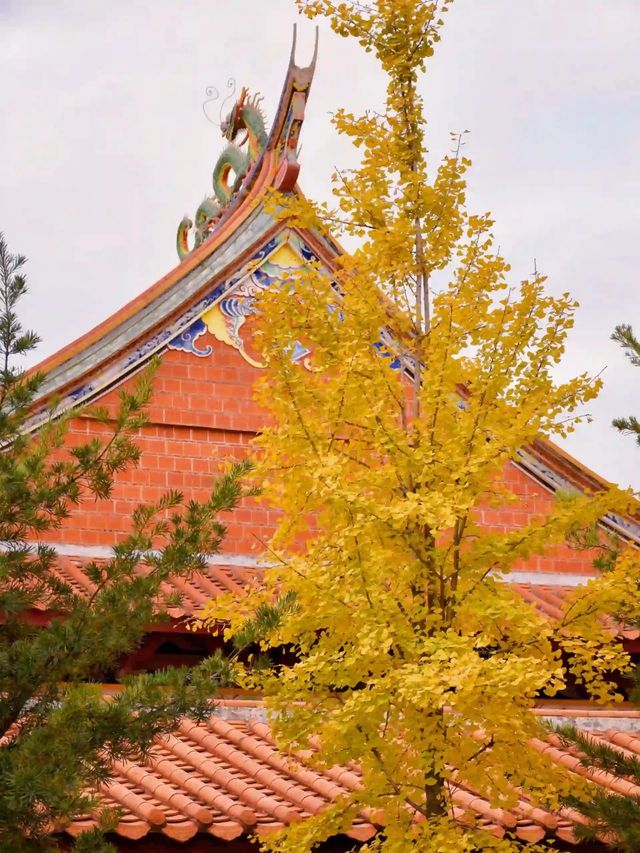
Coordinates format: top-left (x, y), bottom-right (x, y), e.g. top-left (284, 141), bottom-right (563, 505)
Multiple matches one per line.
top-left (200, 2), bottom-right (640, 849)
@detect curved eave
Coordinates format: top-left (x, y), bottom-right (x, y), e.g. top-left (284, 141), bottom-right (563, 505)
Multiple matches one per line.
top-left (528, 437), bottom-right (614, 494)
top-left (30, 28), bottom-right (318, 408)
top-left (32, 156), bottom-right (277, 390)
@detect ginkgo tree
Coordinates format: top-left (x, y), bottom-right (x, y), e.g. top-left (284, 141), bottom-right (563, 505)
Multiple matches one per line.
top-left (200, 1), bottom-right (640, 850)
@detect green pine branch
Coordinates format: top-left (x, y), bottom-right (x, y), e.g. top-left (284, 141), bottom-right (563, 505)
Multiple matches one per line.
top-left (556, 724), bottom-right (640, 851)
top-left (611, 324), bottom-right (640, 445)
top-left (556, 323), bottom-right (640, 848)
top-left (612, 324), bottom-right (640, 368)
top-left (0, 234), bottom-right (255, 849)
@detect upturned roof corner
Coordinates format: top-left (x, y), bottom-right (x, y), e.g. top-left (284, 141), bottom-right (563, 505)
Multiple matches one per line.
top-left (28, 28), bottom-right (320, 423)
top-left (177, 25), bottom-right (319, 261)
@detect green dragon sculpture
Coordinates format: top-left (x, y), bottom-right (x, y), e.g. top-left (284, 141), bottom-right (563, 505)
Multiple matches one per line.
top-left (177, 87), bottom-right (268, 260)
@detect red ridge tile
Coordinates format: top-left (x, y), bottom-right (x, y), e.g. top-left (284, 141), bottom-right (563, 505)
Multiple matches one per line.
top-left (113, 759), bottom-right (213, 825)
top-left (147, 746), bottom-right (257, 826)
top-left (161, 729), bottom-right (299, 824)
top-left (97, 779), bottom-right (165, 826)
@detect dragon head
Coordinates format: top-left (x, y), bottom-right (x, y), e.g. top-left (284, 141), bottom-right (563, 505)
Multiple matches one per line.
top-left (221, 86), bottom-right (249, 144)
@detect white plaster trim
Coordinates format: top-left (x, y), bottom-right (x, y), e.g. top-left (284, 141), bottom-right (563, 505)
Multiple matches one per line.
top-left (498, 571), bottom-right (592, 587)
top-left (213, 704), bottom-right (268, 723)
top-left (0, 541), bottom-right (262, 568)
top-left (212, 706), bottom-right (640, 731)
top-left (0, 542), bottom-right (596, 581)
top-left (541, 714), bottom-right (640, 733)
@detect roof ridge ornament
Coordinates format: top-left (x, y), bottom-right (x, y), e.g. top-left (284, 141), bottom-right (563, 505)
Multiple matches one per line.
top-left (176, 26), bottom-right (319, 261)
top-left (272, 25), bottom-right (319, 194)
top-left (177, 85), bottom-right (269, 260)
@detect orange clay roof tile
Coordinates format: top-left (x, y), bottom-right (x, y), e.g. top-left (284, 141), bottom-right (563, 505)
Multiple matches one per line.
top-left (451, 787), bottom-right (517, 829)
top-left (36, 556), bottom-right (640, 639)
top-left (56, 700), bottom-right (640, 847)
top-left (208, 717), bottom-right (343, 802)
top-left (513, 798), bottom-right (558, 830)
top-left (606, 729), bottom-right (640, 752)
top-left (96, 778), bottom-right (165, 826)
top-left (112, 759), bottom-right (213, 826)
top-left (206, 820), bottom-right (246, 841)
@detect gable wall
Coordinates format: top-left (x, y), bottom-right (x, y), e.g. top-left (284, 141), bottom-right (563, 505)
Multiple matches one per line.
top-left (42, 336), bottom-right (600, 578)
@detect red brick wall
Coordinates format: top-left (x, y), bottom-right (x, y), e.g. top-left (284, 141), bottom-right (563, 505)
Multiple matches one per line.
top-left (47, 340), bottom-right (271, 554)
top-left (45, 335), bottom-right (599, 576)
top-left (477, 463), bottom-right (600, 575)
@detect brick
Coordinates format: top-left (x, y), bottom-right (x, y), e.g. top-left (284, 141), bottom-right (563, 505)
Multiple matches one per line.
top-left (46, 346), bottom-right (611, 567)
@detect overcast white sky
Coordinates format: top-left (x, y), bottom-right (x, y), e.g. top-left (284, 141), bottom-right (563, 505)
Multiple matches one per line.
top-left (0, 1), bottom-right (638, 487)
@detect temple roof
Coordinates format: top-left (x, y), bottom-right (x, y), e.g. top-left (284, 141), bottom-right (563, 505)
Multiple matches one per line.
top-left (18, 29), bottom-right (638, 543)
top-left (57, 697), bottom-right (640, 847)
top-left (28, 28), bottom-right (321, 426)
top-left (11, 33), bottom-right (639, 853)
top-left (22, 551), bottom-right (638, 642)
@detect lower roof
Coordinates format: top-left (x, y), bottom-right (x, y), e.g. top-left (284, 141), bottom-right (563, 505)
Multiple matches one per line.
top-left (56, 697), bottom-right (639, 848)
top-left (26, 556), bottom-right (637, 846)
top-left (27, 552), bottom-right (635, 639)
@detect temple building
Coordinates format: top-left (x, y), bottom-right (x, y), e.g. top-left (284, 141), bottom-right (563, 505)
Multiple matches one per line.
top-left (25, 33), bottom-right (639, 851)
